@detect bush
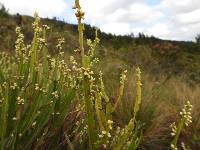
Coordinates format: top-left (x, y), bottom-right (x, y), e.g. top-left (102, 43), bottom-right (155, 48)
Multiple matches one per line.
top-left (195, 34), bottom-right (200, 44)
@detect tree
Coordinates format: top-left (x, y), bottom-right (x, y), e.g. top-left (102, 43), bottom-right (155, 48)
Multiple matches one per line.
top-left (0, 3), bottom-right (9, 17)
top-left (195, 34), bottom-right (200, 44)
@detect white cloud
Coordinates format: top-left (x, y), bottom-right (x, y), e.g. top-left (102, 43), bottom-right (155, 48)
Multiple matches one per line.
top-left (0, 0), bottom-right (67, 18)
top-left (80, 0), bottom-right (115, 25)
top-left (1, 0), bottom-right (200, 41)
top-left (106, 9), bottom-right (128, 22)
top-left (80, 0), bottom-right (200, 41)
top-left (81, 0), bottom-right (163, 24)
top-left (100, 22), bottom-right (131, 35)
top-left (80, 0), bottom-right (165, 37)
top-left (176, 9), bottom-right (200, 24)
top-left (129, 3), bottom-right (163, 22)
top-left (146, 23), bottom-right (170, 38)
top-left (157, 0), bottom-right (200, 40)
top-left (160, 0), bottom-right (200, 14)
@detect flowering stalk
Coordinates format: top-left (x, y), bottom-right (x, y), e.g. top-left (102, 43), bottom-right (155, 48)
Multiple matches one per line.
top-left (170, 101), bottom-right (193, 150)
top-left (99, 72), bottom-right (113, 120)
top-left (133, 67), bottom-right (142, 120)
top-left (73, 1), bottom-right (96, 149)
top-left (30, 13), bottom-right (40, 83)
top-left (114, 70), bottom-right (127, 110)
top-left (73, 0), bottom-right (85, 58)
top-left (112, 68), bottom-right (142, 150)
top-left (0, 83), bottom-right (9, 149)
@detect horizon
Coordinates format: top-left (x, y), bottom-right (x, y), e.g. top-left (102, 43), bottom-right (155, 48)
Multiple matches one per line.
top-left (0, 0), bottom-right (200, 42)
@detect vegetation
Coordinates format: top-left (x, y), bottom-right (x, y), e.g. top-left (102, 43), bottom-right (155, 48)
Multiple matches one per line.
top-left (0, 3), bottom-right (9, 18)
top-left (195, 34), bottom-right (200, 44)
top-left (0, 1), bottom-right (200, 149)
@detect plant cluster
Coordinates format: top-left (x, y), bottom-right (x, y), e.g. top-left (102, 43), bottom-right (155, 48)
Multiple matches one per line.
top-left (0, 12), bottom-right (83, 149)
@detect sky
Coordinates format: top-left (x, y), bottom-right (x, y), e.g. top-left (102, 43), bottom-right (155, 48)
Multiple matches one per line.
top-left (0, 0), bottom-right (200, 41)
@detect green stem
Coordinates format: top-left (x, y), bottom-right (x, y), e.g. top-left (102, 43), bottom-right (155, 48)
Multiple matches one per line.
top-left (78, 20), bottom-right (84, 59)
top-left (171, 119), bottom-right (184, 147)
top-left (83, 78), bottom-right (96, 150)
top-left (75, 2), bottom-right (96, 149)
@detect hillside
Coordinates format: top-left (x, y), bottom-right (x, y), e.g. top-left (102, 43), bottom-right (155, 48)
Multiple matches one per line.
top-left (1, 13), bottom-right (200, 84)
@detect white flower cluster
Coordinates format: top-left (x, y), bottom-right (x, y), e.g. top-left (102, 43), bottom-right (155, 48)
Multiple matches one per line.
top-left (98, 130), bottom-right (111, 139)
top-left (180, 101), bottom-right (193, 126)
top-left (111, 126), bottom-right (124, 145)
top-left (17, 96), bottom-right (24, 105)
top-left (170, 122), bottom-right (177, 137)
top-left (10, 83), bottom-right (17, 90)
top-left (52, 91), bottom-right (59, 99)
top-left (170, 144), bottom-right (178, 150)
top-left (98, 120), bottom-right (113, 141)
top-left (35, 83), bottom-right (40, 91)
top-left (50, 58), bottom-right (56, 69)
top-left (120, 70), bottom-right (127, 84)
top-left (0, 98), bottom-right (4, 104)
top-left (70, 56), bottom-right (78, 69)
top-left (32, 121), bottom-right (37, 127)
top-left (79, 123), bottom-right (88, 143)
top-left (2, 82), bottom-right (7, 87)
top-left (181, 142), bottom-right (188, 150)
top-left (56, 38), bottom-right (65, 55)
top-left (32, 13), bottom-right (42, 33)
top-left (108, 119), bottom-right (113, 130)
top-left (90, 58), bottom-right (99, 67)
top-left (43, 25), bottom-right (50, 30)
top-left (38, 38), bottom-right (47, 49)
top-left (15, 27), bottom-right (26, 59)
top-left (13, 75), bottom-right (24, 80)
top-left (82, 68), bottom-right (95, 82)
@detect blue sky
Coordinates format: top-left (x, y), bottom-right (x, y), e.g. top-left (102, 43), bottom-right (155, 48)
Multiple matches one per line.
top-left (65, 0), bottom-right (74, 23)
top-left (0, 0), bottom-right (200, 41)
top-left (147, 0), bottom-right (160, 5)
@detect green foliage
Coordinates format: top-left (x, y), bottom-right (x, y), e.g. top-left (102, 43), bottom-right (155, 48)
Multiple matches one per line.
top-left (195, 34), bottom-right (200, 44)
top-left (0, 4), bottom-right (9, 18)
top-left (0, 14), bottom-right (79, 149)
